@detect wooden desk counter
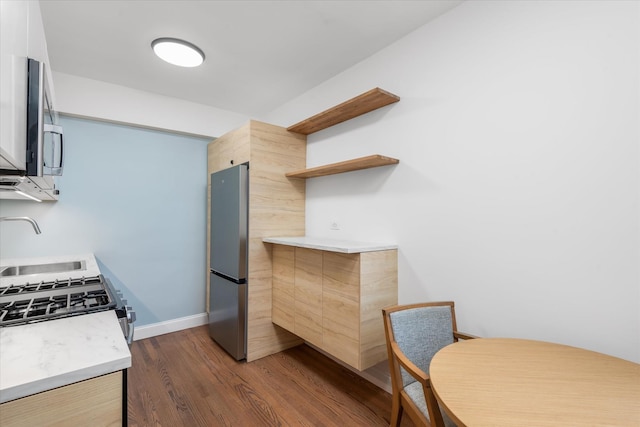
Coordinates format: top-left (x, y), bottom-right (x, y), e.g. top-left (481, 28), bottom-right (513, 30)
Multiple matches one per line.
top-left (430, 338), bottom-right (640, 427)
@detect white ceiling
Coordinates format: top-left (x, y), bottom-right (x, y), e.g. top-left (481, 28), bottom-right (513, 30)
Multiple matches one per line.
top-left (40, 0), bottom-right (462, 116)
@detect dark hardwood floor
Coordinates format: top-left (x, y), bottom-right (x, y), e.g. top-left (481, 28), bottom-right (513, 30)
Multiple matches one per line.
top-left (127, 325), bottom-right (414, 426)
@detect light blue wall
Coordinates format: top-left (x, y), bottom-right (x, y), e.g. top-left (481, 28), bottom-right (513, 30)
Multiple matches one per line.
top-left (0, 116), bottom-right (211, 326)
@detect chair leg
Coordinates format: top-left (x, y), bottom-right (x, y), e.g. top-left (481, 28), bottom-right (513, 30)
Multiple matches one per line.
top-left (390, 395), bottom-right (403, 427)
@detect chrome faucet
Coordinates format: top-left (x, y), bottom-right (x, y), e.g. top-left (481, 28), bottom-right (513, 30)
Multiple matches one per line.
top-left (0, 216), bottom-right (42, 234)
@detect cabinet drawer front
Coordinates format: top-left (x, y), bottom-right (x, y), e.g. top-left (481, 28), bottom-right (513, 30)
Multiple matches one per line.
top-left (323, 291), bottom-right (360, 368)
top-left (272, 245), bottom-right (295, 330)
top-left (323, 252), bottom-right (359, 302)
top-left (360, 250), bottom-right (398, 369)
top-left (0, 372), bottom-right (122, 427)
top-left (294, 248), bottom-right (323, 345)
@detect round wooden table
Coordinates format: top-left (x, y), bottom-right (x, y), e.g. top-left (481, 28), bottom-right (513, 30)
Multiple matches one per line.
top-left (429, 338), bottom-right (640, 426)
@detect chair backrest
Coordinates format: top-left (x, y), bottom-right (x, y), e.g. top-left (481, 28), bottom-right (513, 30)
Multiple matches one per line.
top-left (387, 303), bottom-right (455, 387)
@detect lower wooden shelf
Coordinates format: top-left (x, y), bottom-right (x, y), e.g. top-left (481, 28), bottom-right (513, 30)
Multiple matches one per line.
top-left (285, 154), bottom-right (399, 179)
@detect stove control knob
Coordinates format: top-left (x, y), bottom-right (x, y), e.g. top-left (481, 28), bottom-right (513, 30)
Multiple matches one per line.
top-left (126, 307), bottom-right (136, 323)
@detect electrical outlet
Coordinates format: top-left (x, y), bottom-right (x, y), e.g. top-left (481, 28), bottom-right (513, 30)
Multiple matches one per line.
top-left (330, 220), bottom-right (340, 230)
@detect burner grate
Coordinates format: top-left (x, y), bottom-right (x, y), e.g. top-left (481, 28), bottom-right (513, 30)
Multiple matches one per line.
top-left (0, 275), bottom-right (116, 326)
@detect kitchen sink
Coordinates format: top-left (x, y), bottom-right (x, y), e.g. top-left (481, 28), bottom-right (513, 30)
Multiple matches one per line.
top-left (0, 260), bottom-right (86, 277)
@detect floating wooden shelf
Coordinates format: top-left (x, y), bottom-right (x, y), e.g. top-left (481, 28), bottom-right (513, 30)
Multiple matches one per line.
top-left (287, 88), bottom-right (400, 135)
top-left (285, 154), bottom-right (399, 179)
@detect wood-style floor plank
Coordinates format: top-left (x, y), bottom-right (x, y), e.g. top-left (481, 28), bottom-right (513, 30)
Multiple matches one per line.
top-left (127, 325), bottom-right (414, 426)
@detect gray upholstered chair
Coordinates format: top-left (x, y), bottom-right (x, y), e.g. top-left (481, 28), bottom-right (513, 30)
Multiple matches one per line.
top-left (382, 301), bottom-right (476, 427)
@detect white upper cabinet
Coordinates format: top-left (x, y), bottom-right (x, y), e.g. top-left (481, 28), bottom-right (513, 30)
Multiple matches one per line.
top-left (0, 1), bottom-right (58, 201)
top-left (0, 0), bottom-right (55, 172)
top-left (0, 0), bottom-right (29, 170)
top-left (26, 1), bottom-right (49, 63)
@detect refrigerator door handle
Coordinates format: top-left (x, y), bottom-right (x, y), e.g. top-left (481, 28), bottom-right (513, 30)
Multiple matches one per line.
top-left (211, 269), bottom-right (246, 284)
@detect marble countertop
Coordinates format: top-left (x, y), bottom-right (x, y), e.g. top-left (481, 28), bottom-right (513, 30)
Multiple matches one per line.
top-left (0, 310), bottom-right (131, 403)
top-left (263, 236), bottom-right (398, 253)
top-left (0, 253), bottom-right (131, 404)
top-left (0, 253), bottom-right (101, 287)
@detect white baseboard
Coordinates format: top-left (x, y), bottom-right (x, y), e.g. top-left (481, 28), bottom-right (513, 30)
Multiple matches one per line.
top-left (133, 312), bottom-right (208, 341)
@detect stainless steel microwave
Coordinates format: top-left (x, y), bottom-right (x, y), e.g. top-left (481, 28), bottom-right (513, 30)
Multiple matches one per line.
top-left (26, 58), bottom-right (63, 177)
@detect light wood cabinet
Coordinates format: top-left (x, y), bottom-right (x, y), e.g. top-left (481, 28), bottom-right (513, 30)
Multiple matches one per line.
top-left (0, 371), bottom-right (123, 427)
top-left (294, 248), bottom-right (324, 347)
top-left (207, 120), bottom-right (307, 362)
top-left (272, 245), bottom-right (296, 331)
top-left (207, 123), bottom-right (250, 172)
top-left (271, 245), bottom-right (398, 371)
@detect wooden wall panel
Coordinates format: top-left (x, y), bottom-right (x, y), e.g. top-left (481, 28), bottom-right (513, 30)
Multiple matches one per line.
top-left (247, 121), bottom-right (306, 361)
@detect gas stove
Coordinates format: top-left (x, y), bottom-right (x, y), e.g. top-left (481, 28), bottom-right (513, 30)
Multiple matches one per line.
top-left (0, 274), bottom-right (135, 343)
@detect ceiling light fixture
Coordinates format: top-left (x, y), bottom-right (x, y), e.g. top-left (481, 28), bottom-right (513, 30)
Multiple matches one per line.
top-left (151, 37), bottom-right (205, 67)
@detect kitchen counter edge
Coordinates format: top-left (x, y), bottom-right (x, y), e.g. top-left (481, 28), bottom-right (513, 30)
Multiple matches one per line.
top-left (263, 236), bottom-right (397, 253)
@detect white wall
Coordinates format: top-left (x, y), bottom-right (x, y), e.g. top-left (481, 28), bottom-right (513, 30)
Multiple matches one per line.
top-left (265, 0), bottom-right (639, 362)
top-left (52, 71), bottom-right (248, 138)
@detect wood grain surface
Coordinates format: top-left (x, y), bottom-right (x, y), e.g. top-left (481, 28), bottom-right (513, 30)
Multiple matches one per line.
top-left (272, 244), bottom-right (296, 331)
top-left (1, 372), bottom-right (122, 427)
top-left (287, 88), bottom-right (400, 135)
top-left (430, 338), bottom-right (640, 427)
top-left (294, 247), bottom-right (324, 347)
top-left (271, 246), bottom-right (397, 371)
top-left (285, 154), bottom-right (399, 179)
top-left (127, 325), bottom-right (415, 427)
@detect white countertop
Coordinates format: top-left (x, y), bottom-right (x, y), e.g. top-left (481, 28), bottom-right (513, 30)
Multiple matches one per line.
top-left (263, 236), bottom-right (398, 253)
top-left (0, 253), bottom-right (131, 403)
top-left (0, 310), bottom-right (131, 403)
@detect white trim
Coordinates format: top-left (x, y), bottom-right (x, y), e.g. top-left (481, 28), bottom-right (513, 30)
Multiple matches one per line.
top-left (133, 313), bottom-right (208, 341)
top-left (52, 71), bottom-right (248, 138)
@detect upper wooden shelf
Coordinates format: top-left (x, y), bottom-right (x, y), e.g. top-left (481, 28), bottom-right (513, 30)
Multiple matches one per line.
top-left (287, 88), bottom-right (400, 135)
top-left (285, 154), bottom-right (399, 179)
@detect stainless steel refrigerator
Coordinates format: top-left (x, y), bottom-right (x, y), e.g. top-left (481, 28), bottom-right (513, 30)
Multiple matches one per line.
top-left (209, 164), bottom-right (248, 360)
